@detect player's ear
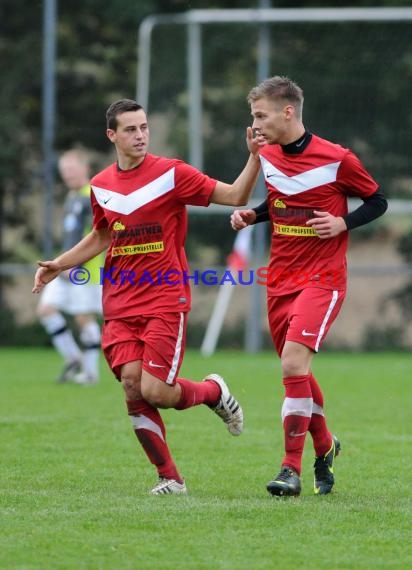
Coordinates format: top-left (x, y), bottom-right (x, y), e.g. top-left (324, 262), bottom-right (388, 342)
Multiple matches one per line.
top-left (284, 105), bottom-right (294, 120)
top-left (106, 129), bottom-right (116, 143)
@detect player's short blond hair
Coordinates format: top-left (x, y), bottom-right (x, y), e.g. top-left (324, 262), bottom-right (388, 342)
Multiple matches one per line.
top-left (247, 76), bottom-right (304, 118)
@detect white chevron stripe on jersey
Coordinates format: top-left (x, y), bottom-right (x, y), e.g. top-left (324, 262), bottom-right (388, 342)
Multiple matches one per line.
top-left (91, 168), bottom-right (175, 215)
top-left (260, 156), bottom-right (341, 196)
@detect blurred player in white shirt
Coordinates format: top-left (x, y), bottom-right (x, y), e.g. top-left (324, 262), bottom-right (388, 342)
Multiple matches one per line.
top-left (37, 149), bottom-right (102, 384)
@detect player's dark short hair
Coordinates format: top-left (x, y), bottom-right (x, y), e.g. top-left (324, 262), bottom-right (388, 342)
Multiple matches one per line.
top-left (106, 99), bottom-right (144, 130)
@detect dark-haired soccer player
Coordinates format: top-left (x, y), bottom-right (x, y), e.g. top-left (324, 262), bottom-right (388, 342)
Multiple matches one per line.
top-left (231, 76), bottom-right (387, 497)
top-left (33, 99), bottom-right (260, 495)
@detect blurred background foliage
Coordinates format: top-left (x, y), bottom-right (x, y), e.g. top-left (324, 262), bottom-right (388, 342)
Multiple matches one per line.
top-left (2, 0), bottom-right (412, 259)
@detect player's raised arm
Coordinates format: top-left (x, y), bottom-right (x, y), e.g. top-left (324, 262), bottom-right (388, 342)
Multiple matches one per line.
top-left (32, 228), bottom-right (110, 293)
top-left (210, 127), bottom-right (261, 206)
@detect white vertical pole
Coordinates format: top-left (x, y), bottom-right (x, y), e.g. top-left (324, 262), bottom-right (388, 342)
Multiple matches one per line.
top-left (245, 0), bottom-right (271, 352)
top-left (201, 226), bottom-right (254, 356)
top-left (200, 282), bottom-right (235, 357)
top-left (136, 17), bottom-right (154, 110)
top-left (42, 0), bottom-right (57, 258)
top-left (188, 22), bottom-right (203, 169)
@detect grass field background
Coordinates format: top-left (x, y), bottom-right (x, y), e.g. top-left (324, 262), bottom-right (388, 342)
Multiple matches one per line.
top-left (0, 348), bottom-right (411, 569)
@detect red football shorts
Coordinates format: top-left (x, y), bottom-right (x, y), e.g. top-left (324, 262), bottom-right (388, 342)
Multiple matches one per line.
top-left (267, 287), bottom-right (346, 355)
top-left (102, 312), bottom-right (187, 384)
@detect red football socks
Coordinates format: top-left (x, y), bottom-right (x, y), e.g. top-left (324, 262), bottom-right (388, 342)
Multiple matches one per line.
top-left (174, 378), bottom-right (220, 410)
top-left (281, 375), bottom-right (312, 475)
top-left (307, 373), bottom-right (332, 457)
top-left (127, 399), bottom-right (183, 482)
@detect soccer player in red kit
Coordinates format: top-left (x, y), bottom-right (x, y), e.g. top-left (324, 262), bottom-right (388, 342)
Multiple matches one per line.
top-left (231, 76), bottom-right (387, 497)
top-left (33, 99), bottom-right (261, 495)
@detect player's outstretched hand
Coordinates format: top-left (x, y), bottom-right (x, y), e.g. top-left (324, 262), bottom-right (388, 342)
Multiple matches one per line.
top-left (231, 209), bottom-right (256, 231)
top-left (32, 260), bottom-right (62, 293)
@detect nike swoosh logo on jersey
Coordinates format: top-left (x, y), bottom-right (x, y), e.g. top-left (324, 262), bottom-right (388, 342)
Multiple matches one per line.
top-left (302, 330), bottom-right (317, 337)
top-left (91, 168), bottom-right (175, 215)
top-left (260, 156), bottom-right (341, 196)
top-left (148, 360), bottom-right (165, 368)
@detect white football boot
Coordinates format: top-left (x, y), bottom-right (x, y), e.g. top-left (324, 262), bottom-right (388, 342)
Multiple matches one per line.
top-left (204, 373), bottom-right (244, 436)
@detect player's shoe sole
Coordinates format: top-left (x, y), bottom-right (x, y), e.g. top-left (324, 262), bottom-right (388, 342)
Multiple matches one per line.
top-left (205, 374), bottom-right (244, 436)
top-left (267, 466), bottom-right (301, 497)
top-left (314, 434), bottom-right (341, 495)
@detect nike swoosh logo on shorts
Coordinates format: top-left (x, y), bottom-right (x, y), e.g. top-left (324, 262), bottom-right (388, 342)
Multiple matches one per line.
top-left (148, 360), bottom-right (165, 368)
top-left (302, 330), bottom-right (317, 337)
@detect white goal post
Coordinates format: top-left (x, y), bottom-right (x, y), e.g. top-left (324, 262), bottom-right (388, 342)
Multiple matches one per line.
top-left (137, 7), bottom-right (412, 171)
top-left (136, 7), bottom-right (412, 353)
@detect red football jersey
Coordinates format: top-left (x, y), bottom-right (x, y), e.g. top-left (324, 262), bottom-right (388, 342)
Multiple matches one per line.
top-left (91, 154), bottom-right (216, 319)
top-left (259, 134), bottom-right (379, 296)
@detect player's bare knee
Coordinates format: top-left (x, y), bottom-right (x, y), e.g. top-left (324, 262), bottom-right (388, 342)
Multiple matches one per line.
top-left (141, 378), bottom-right (178, 408)
top-left (281, 342), bottom-right (313, 377)
top-left (121, 374), bottom-right (141, 400)
top-left (37, 304), bottom-right (57, 319)
top-left (281, 354), bottom-right (306, 377)
top-left (141, 383), bottom-right (165, 408)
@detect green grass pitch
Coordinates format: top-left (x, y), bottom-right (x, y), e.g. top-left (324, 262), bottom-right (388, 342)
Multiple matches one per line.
top-left (0, 348), bottom-right (411, 569)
